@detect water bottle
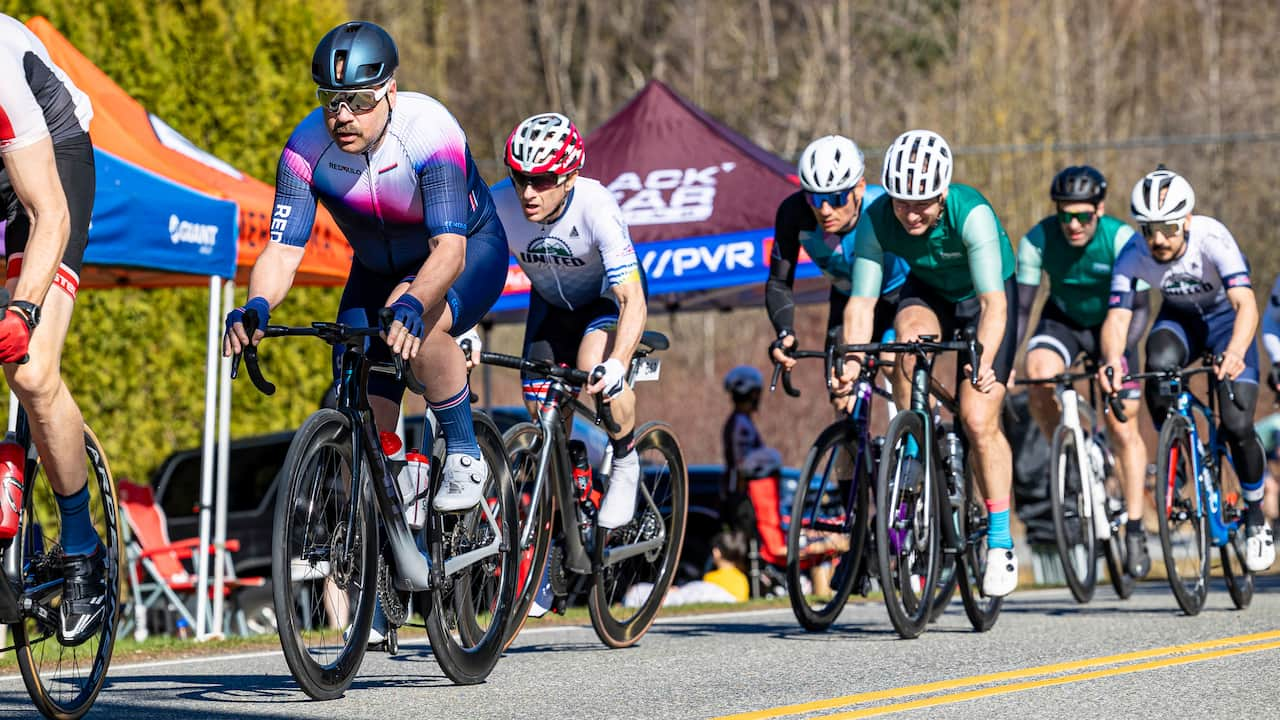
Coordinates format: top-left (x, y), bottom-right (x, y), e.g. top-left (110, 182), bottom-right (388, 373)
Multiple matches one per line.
top-left (380, 431), bottom-right (423, 528)
top-left (403, 449), bottom-right (431, 529)
top-left (0, 440), bottom-right (24, 540)
top-left (943, 430), bottom-right (964, 502)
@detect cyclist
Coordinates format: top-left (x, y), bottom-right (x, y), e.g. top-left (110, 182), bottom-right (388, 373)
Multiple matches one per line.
top-left (1015, 165), bottom-right (1152, 577)
top-left (844, 129), bottom-right (1022, 597)
top-left (768, 134), bottom-right (909, 414)
top-left (0, 13), bottom-right (104, 645)
top-left (722, 365), bottom-right (765, 500)
top-left (224, 21), bottom-right (508, 515)
top-left (1263, 275), bottom-right (1280, 394)
top-left (1099, 167), bottom-right (1274, 572)
top-left (492, 112), bottom-right (647, 530)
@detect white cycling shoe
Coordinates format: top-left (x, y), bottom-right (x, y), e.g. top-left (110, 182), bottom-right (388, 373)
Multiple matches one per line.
top-left (432, 453), bottom-right (489, 513)
top-left (597, 451), bottom-right (640, 530)
top-left (1245, 523), bottom-right (1275, 572)
top-left (982, 547), bottom-right (1018, 597)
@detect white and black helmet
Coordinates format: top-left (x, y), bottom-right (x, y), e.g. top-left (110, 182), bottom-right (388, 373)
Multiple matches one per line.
top-left (1130, 168), bottom-right (1195, 223)
top-left (881, 129), bottom-right (953, 201)
top-left (798, 135), bottom-right (865, 193)
top-left (724, 365), bottom-right (764, 396)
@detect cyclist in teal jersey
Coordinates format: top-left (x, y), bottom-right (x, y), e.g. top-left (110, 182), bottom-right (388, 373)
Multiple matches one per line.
top-left (1015, 165), bottom-right (1153, 577)
top-left (844, 129), bottom-right (1021, 597)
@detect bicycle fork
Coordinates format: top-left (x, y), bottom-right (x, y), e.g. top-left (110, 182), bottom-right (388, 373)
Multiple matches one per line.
top-left (1061, 390), bottom-right (1109, 541)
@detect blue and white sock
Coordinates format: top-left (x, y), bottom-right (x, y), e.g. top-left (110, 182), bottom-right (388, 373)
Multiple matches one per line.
top-left (428, 383), bottom-right (480, 458)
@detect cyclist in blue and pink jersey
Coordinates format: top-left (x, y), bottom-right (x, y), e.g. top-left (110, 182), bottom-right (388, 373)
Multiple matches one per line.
top-left (768, 134), bottom-right (910, 417)
top-left (1099, 167), bottom-right (1274, 573)
top-left (224, 21), bottom-right (508, 517)
top-left (492, 112), bottom-right (648, 530)
top-left (0, 12), bottom-right (105, 645)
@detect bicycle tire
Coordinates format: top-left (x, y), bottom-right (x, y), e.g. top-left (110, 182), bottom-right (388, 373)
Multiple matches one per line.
top-left (588, 422), bottom-right (688, 648)
top-left (874, 412), bottom-right (941, 639)
top-left (425, 411), bottom-right (519, 683)
top-left (928, 558), bottom-right (958, 622)
top-left (956, 459), bottom-right (1002, 632)
top-left (1154, 414), bottom-right (1209, 615)
top-left (498, 421), bottom-right (556, 650)
top-left (271, 409), bottom-right (377, 700)
top-left (1103, 535), bottom-right (1135, 599)
top-left (12, 425), bottom-right (123, 720)
top-left (784, 422), bottom-right (868, 632)
top-left (1220, 531), bottom-right (1254, 609)
top-left (1048, 423), bottom-right (1098, 603)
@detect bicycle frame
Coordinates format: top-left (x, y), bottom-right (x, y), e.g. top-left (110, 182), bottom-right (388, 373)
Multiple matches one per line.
top-left (1168, 381), bottom-right (1238, 548)
top-left (0, 410), bottom-right (47, 624)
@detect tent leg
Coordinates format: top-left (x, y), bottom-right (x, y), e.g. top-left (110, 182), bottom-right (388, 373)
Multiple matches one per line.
top-left (212, 279), bottom-right (234, 637)
top-left (195, 275), bottom-right (219, 638)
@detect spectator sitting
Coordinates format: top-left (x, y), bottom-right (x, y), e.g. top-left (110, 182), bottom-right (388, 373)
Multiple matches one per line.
top-left (703, 530), bottom-right (750, 602)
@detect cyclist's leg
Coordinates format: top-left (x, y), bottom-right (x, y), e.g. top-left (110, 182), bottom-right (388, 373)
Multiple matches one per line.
top-left (889, 276), bottom-right (945, 409)
top-left (1024, 306), bottom-right (1081, 441)
top-left (1142, 310), bottom-right (1195, 429)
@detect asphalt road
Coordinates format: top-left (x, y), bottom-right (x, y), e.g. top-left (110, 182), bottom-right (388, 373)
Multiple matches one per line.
top-left (4, 576), bottom-right (1280, 719)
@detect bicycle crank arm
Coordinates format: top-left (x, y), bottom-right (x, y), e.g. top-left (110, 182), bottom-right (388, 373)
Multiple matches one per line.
top-left (443, 500), bottom-right (504, 577)
top-left (602, 536), bottom-right (665, 567)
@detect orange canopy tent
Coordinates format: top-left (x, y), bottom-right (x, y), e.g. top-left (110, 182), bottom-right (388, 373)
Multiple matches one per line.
top-left (25, 16), bottom-right (352, 288)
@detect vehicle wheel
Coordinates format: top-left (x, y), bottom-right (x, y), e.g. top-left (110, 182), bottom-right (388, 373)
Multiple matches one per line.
top-left (271, 409), bottom-right (377, 700)
top-left (13, 425), bottom-right (124, 720)
top-left (785, 422), bottom-right (868, 632)
top-left (589, 422), bottom-right (688, 648)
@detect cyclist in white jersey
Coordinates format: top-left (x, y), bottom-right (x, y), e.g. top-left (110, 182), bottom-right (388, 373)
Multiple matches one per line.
top-left (493, 113), bottom-right (647, 529)
top-left (0, 12), bottom-right (106, 645)
top-left (1099, 168), bottom-right (1274, 572)
top-left (1262, 276), bottom-right (1280, 394)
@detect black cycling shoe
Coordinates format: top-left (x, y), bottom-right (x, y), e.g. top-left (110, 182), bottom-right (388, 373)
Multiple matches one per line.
top-left (1125, 529), bottom-right (1151, 580)
top-left (59, 543), bottom-right (108, 646)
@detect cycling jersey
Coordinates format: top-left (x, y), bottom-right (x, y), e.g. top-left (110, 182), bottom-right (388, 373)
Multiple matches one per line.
top-left (0, 14), bottom-right (91, 157)
top-left (851, 184), bottom-right (1015, 303)
top-left (1261, 275), bottom-right (1280, 364)
top-left (493, 177), bottom-right (641, 310)
top-left (1109, 214), bottom-right (1250, 315)
top-left (272, 92), bottom-right (499, 277)
top-left (1017, 214), bottom-right (1138, 328)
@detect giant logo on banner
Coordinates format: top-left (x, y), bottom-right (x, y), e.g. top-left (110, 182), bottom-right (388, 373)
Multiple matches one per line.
top-left (606, 163), bottom-right (737, 226)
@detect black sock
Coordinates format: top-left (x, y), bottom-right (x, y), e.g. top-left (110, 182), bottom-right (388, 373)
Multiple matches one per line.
top-left (1126, 518), bottom-right (1144, 536)
top-left (611, 431), bottom-right (635, 458)
top-left (1246, 501), bottom-right (1265, 527)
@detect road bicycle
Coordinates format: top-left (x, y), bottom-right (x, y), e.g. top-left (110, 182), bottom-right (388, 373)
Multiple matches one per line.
top-left (233, 309), bottom-right (517, 699)
top-left (0, 293), bottom-right (122, 719)
top-left (1115, 356), bottom-right (1253, 615)
top-left (480, 331), bottom-right (688, 649)
top-left (767, 340), bottom-right (887, 632)
top-left (1015, 367), bottom-right (1135, 603)
top-left (869, 334), bottom-right (1003, 638)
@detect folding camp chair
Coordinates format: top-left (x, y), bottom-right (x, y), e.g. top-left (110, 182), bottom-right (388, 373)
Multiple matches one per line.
top-left (116, 481), bottom-right (266, 640)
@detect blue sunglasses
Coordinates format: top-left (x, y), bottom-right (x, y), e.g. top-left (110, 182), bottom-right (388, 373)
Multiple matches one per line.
top-left (805, 188), bottom-right (854, 209)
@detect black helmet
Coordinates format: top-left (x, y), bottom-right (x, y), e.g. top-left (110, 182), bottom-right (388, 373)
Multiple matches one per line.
top-left (311, 21), bottom-right (398, 89)
top-left (1050, 165), bottom-right (1107, 203)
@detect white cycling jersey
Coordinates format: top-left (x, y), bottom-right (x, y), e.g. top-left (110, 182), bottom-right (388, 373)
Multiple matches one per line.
top-left (494, 177), bottom-right (641, 310)
top-left (1263, 276), bottom-right (1280, 364)
top-left (1109, 214), bottom-right (1250, 316)
top-left (0, 13), bottom-right (91, 155)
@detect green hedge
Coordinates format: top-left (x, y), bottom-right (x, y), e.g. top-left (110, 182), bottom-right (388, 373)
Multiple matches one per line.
top-left (1, 1), bottom-right (346, 483)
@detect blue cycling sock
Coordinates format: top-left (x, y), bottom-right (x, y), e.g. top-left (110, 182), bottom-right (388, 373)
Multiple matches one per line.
top-left (904, 434), bottom-right (919, 458)
top-left (428, 383), bottom-right (480, 459)
top-left (986, 507), bottom-right (1013, 550)
top-left (56, 485), bottom-right (101, 556)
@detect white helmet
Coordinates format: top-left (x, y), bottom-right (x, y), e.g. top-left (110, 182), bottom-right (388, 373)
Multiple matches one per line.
top-left (1130, 169), bottom-right (1195, 223)
top-left (798, 135), bottom-right (865, 193)
top-left (741, 447), bottom-right (783, 480)
top-left (881, 129), bottom-right (953, 200)
top-left (724, 365), bottom-right (764, 395)
top-left (505, 112), bottom-right (585, 176)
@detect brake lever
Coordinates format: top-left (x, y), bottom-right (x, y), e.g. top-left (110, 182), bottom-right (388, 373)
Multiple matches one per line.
top-left (378, 308), bottom-right (427, 395)
top-left (589, 366), bottom-right (622, 434)
top-left (967, 337), bottom-right (983, 387)
top-left (236, 309), bottom-right (276, 395)
top-left (1104, 366), bottom-right (1128, 423)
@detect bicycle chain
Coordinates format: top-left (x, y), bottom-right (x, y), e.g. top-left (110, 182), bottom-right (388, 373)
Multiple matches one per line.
top-left (377, 562), bottom-right (410, 627)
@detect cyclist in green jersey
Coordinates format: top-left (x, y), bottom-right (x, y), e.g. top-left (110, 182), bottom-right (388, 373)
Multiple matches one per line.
top-left (843, 129), bottom-right (1021, 597)
top-left (1015, 166), bottom-right (1153, 577)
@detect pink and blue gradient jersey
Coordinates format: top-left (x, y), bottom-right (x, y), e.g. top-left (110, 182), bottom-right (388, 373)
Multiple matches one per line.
top-left (270, 91), bottom-right (497, 276)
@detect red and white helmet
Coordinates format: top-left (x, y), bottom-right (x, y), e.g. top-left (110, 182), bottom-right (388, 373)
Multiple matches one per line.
top-left (505, 113), bottom-right (585, 176)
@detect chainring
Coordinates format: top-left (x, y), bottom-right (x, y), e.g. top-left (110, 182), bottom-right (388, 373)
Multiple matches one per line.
top-left (378, 561), bottom-right (411, 627)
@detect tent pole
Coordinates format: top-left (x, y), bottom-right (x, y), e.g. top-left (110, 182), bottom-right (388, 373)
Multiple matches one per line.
top-left (211, 279), bottom-right (234, 636)
top-left (195, 275), bottom-right (219, 639)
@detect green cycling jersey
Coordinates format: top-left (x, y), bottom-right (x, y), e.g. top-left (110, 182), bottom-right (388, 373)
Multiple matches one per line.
top-left (1016, 214), bottom-right (1140, 328)
top-left (851, 183), bottom-right (1015, 303)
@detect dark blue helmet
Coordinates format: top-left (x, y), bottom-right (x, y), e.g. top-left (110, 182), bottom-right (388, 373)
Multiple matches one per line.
top-left (311, 21), bottom-right (398, 89)
top-left (1050, 165), bottom-right (1107, 203)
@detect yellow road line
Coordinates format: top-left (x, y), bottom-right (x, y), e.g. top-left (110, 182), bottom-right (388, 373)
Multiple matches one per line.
top-left (824, 638), bottom-right (1280, 719)
top-left (714, 629), bottom-right (1280, 720)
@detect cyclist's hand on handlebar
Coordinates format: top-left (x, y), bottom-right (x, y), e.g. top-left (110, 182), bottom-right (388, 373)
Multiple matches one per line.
top-left (587, 358), bottom-right (627, 400)
top-left (769, 331), bottom-right (797, 370)
top-left (223, 296), bottom-right (270, 356)
top-left (456, 327), bottom-right (481, 370)
top-left (384, 293), bottom-right (425, 360)
top-left (1097, 359), bottom-right (1124, 396)
top-left (963, 363), bottom-right (999, 393)
top-left (1215, 349), bottom-right (1245, 381)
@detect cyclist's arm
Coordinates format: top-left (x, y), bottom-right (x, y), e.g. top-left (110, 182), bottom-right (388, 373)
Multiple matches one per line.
top-left (1102, 250), bottom-right (1140, 366)
top-left (0, 136), bottom-right (68, 306)
top-left (766, 202), bottom-right (802, 334)
top-left (1262, 277), bottom-right (1280, 363)
top-left (589, 189), bottom-right (647, 366)
top-left (1224, 285), bottom-right (1259, 362)
top-left (962, 206), bottom-right (1010, 368)
top-left (1099, 307), bottom-right (1133, 373)
top-left (251, 149), bottom-right (320, 306)
top-left (1126, 289), bottom-right (1151, 351)
top-left (1013, 228), bottom-right (1045, 349)
top-left (607, 279), bottom-right (646, 367)
top-left (846, 220), bottom-right (885, 345)
top-left (404, 157), bottom-right (474, 309)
